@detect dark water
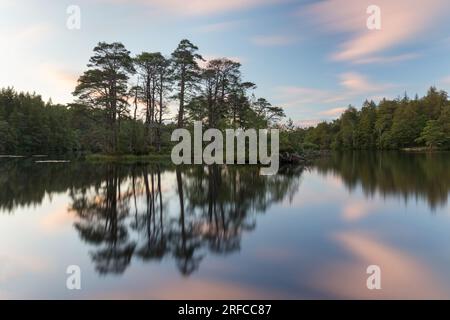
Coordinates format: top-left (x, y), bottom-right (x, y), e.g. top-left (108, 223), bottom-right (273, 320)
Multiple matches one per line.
top-left (1, 152), bottom-right (450, 299)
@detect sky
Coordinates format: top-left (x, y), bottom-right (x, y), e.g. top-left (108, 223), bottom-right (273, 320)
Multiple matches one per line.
top-left (1, 0), bottom-right (450, 126)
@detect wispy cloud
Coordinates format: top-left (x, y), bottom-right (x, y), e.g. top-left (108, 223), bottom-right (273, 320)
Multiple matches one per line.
top-left (277, 72), bottom-right (393, 109)
top-left (353, 53), bottom-right (421, 65)
top-left (339, 72), bottom-right (392, 94)
top-left (251, 34), bottom-right (298, 46)
top-left (275, 72), bottom-right (396, 123)
top-left (275, 86), bottom-right (333, 108)
top-left (319, 107), bottom-right (347, 117)
top-left (301, 0), bottom-right (450, 63)
top-left (99, 0), bottom-right (282, 16)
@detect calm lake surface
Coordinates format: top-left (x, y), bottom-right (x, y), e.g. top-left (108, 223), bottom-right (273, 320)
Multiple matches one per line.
top-left (1, 152), bottom-right (450, 299)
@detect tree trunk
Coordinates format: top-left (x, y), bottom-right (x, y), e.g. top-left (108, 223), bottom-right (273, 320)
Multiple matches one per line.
top-left (157, 74), bottom-right (163, 152)
top-left (177, 67), bottom-right (186, 128)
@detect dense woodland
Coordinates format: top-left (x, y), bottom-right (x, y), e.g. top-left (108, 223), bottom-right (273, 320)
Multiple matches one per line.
top-left (0, 40), bottom-right (283, 155)
top-left (0, 39), bottom-right (449, 155)
top-left (286, 88), bottom-right (450, 151)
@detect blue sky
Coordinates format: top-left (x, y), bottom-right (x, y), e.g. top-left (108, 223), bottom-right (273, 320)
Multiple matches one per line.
top-left (1, 0), bottom-right (450, 125)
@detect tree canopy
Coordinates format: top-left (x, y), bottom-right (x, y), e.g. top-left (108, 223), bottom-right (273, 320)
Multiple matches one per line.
top-left (1, 40), bottom-right (449, 155)
top-left (0, 40), bottom-right (284, 156)
top-left (287, 88), bottom-right (450, 151)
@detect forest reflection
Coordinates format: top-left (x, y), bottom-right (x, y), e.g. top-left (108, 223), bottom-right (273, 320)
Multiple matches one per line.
top-left (1, 151), bottom-right (450, 275)
top-left (314, 151), bottom-right (450, 210)
top-left (68, 164), bottom-right (302, 276)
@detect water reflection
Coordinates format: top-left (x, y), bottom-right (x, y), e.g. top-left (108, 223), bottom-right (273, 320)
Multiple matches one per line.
top-left (314, 151), bottom-right (450, 210)
top-left (321, 231), bottom-right (450, 299)
top-left (0, 160), bottom-right (123, 212)
top-left (68, 164), bottom-right (301, 276)
top-left (1, 151), bottom-right (450, 284)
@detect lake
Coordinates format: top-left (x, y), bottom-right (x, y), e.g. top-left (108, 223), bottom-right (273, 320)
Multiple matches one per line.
top-left (1, 152), bottom-right (450, 299)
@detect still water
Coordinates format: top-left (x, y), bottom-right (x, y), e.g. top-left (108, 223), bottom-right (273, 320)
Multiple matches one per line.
top-left (1, 152), bottom-right (450, 299)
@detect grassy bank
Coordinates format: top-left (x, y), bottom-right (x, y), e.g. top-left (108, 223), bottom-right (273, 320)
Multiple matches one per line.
top-left (85, 153), bottom-right (172, 163)
top-left (84, 148), bottom-right (329, 167)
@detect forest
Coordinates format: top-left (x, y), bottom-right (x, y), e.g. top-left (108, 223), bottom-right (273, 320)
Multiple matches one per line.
top-left (0, 40), bottom-right (284, 155)
top-left (292, 87), bottom-right (450, 151)
top-left (0, 39), bottom-right (449, 155)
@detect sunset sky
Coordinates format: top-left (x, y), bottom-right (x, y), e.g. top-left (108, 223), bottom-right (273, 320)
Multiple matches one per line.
top-left (1, 0), bottom-right (450, 125)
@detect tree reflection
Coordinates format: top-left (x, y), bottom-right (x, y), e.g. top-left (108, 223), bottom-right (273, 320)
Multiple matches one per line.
top-left (0, 159), bottom-right (111, 213)
top-left (314, 151), bottom-right (450, 210)
top-left (134, 167), bottom-right (168, 262)
top-left (70, 165), bottom-right (136, 274)
top-left (67, 164), bottom-right (300, 276)
top-left (2, 152), bottom-right (450, 276)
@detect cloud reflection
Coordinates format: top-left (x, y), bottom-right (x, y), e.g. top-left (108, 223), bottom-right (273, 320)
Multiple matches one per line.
top-left (310, 231), bottom-right (449, 299)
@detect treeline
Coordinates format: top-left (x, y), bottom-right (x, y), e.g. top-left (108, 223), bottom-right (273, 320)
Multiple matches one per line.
top-left (0, 88), bottom-right (153, 154)
top-left (0, 89), bottom-right (76, 154)
top-left (80, 40), bottom-right (284, 153)
top-left (2, 39), bottom-right (450, 155)
top-left (0, 39), bottom-right (284, 155)
top-left (286, 87), bottom-right (450, 151)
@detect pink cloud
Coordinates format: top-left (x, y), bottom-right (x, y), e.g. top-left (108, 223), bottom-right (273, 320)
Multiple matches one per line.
top-left (310, 231), bottom-right (450, 299)
top-left (339, 72), bottom-right (394, 94)
top-left (277, 73), bottom-right (393, 110)
top-left (98, 0), bottom-right (282, 16)
top-left (340, 72), bottom-right (375, 92)
top-left (353, 53), bottom-right (421, 65)
top-left (40, 64), bottom-right (79, 88)
top-left (36, 63), bottom-right (80, 103)
top-left (302, 0), bottom-right (450, 63)
top-left (319, 107), bottom-right (346, 117)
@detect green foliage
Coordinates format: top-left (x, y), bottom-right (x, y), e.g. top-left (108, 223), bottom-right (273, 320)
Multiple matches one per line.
top-left (355, 101), bottom-right (376, 149)
top-left (296, 88), bottom-right (450, 151)
top-left (304, 121), bottom-right (335, 149)
top-left (73, 42), bottom-right (135, 153)
top-left (0, 40), bottom-right (285, 156)
top-left (301, 142), bottom-right (319, 150)
top-left (171, 39), bottom-right (203, 127)
top-left (5, 39), bottom-right (448, 156)
top-left (279, 119), bottom-right (304, 152)
top-left (416, 120), bottom-right (446, 149)
top-left (0, 88), bottom-right (77, 154)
